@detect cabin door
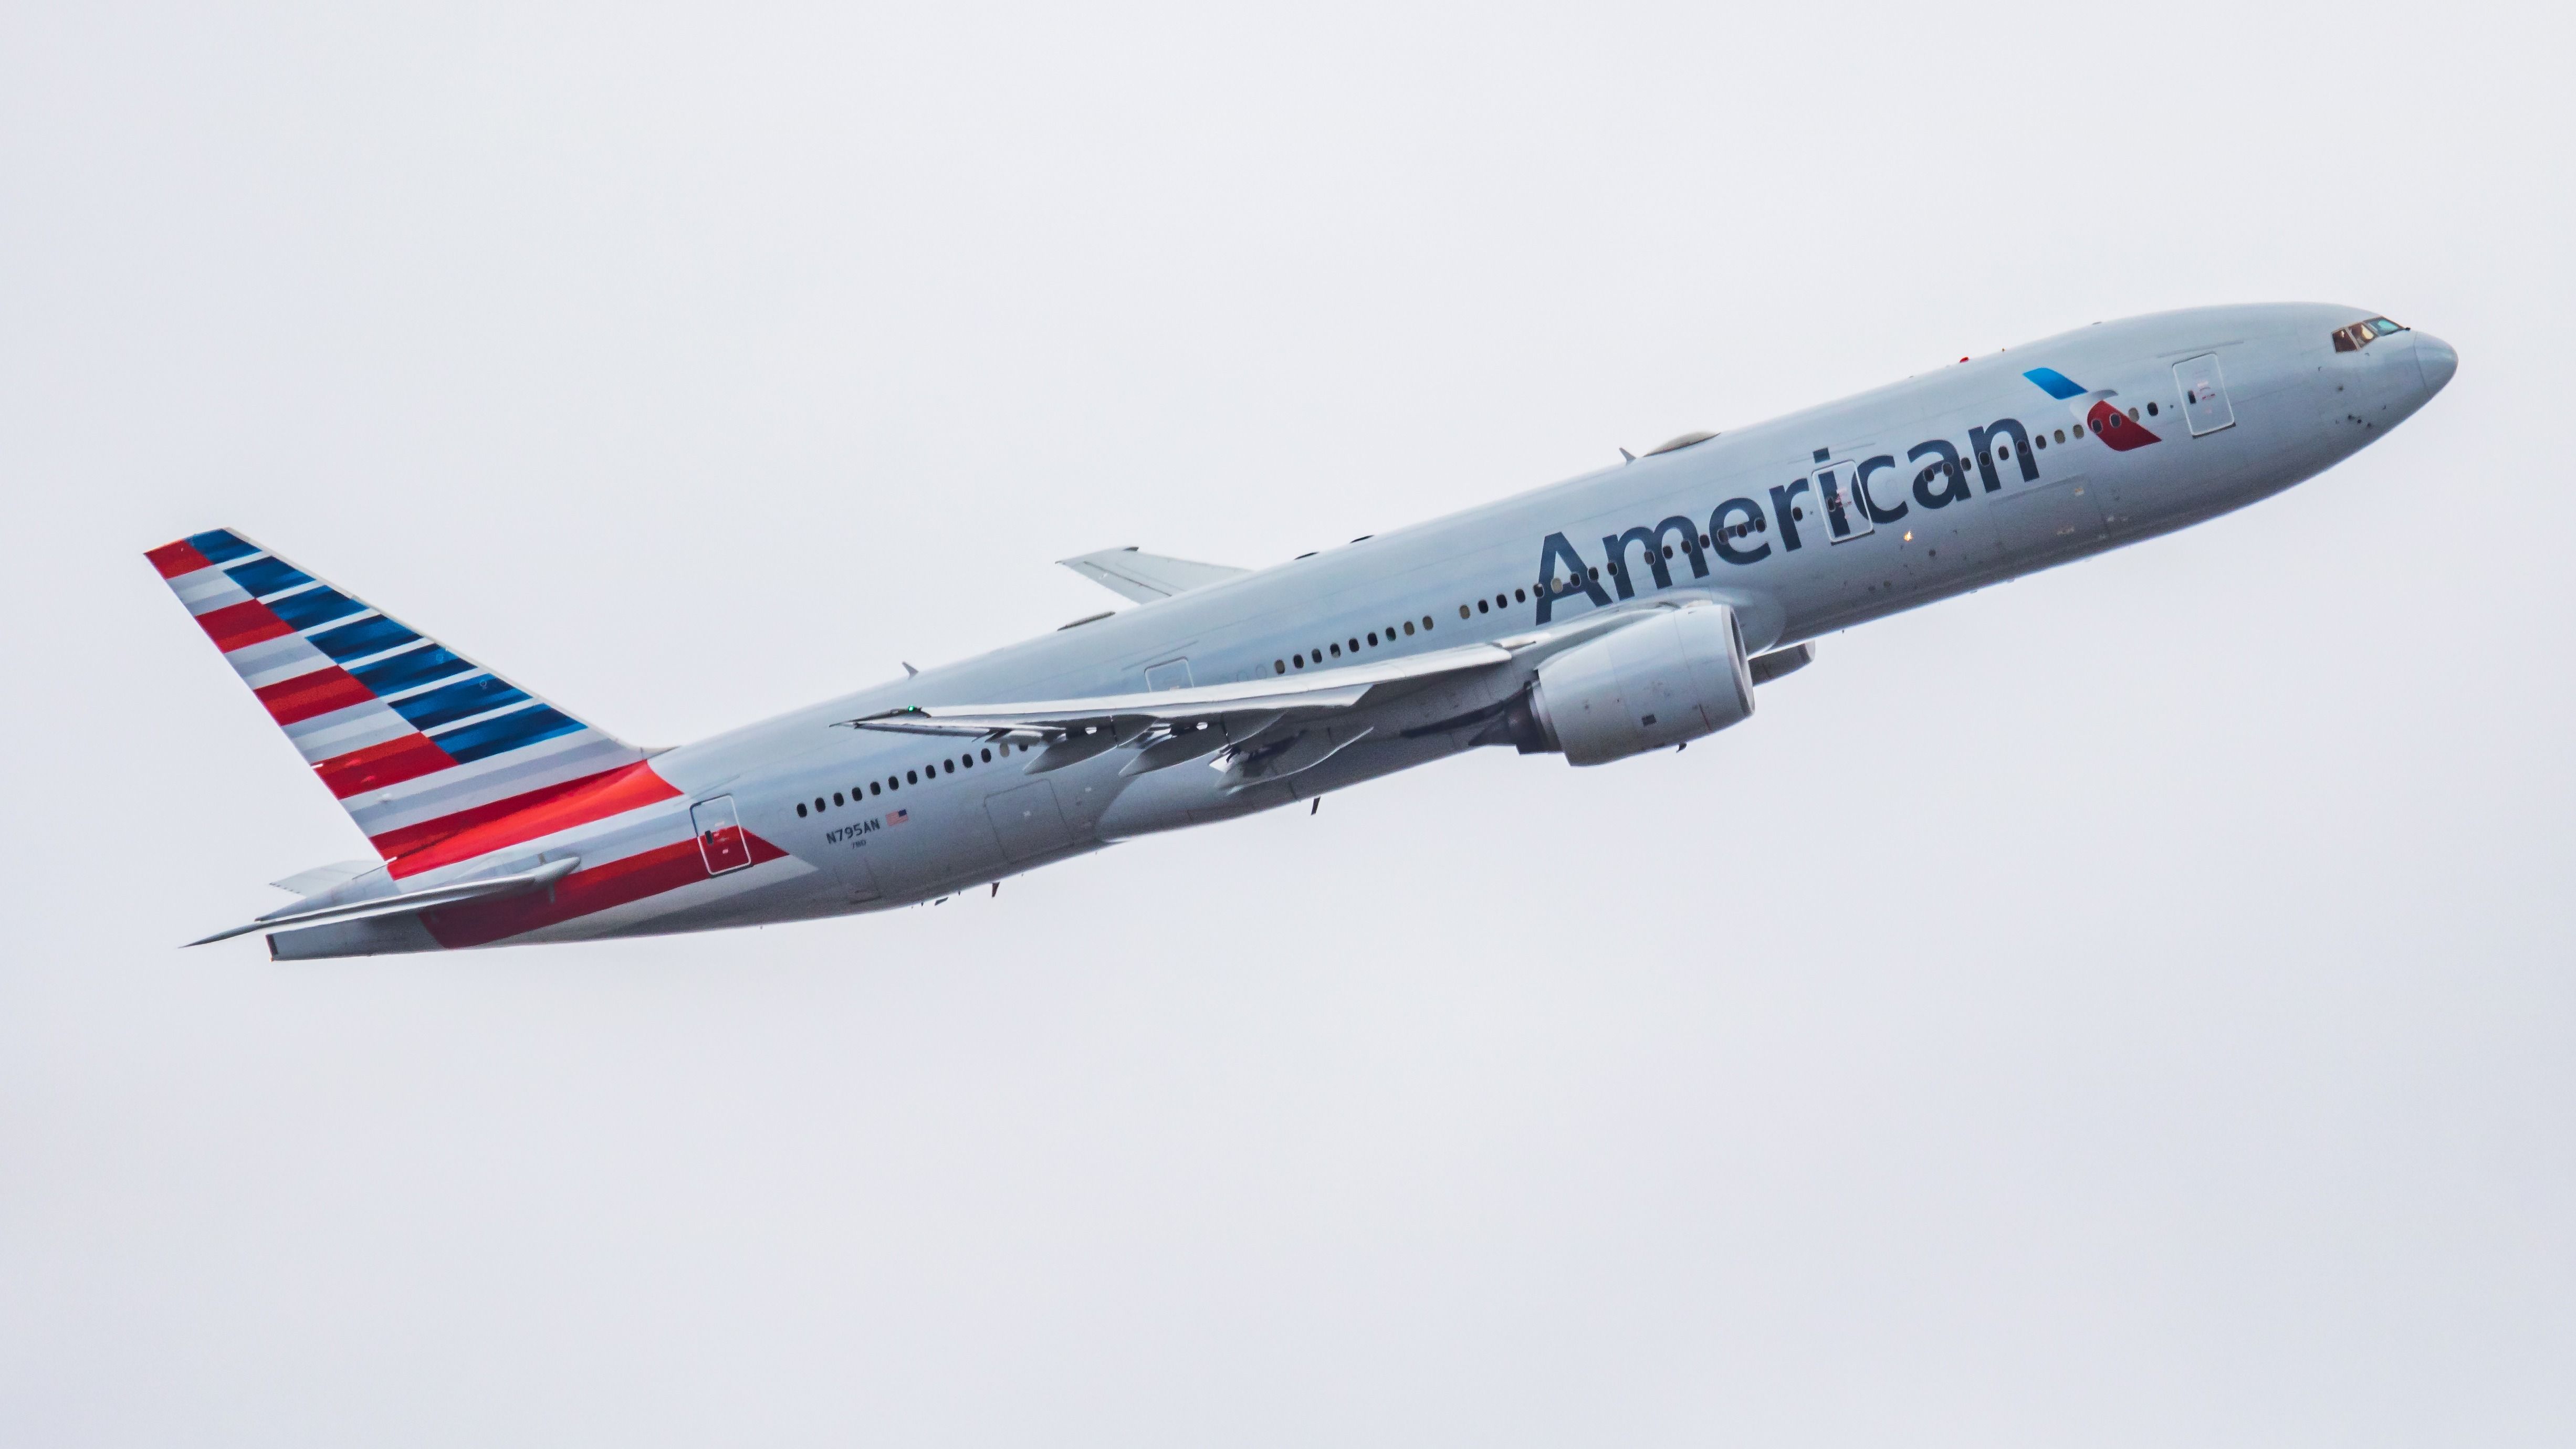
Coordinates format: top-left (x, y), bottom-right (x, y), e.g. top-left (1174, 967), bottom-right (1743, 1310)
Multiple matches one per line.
top-left (2174, 353), bottom-right (2236, 435)
top-left (692, 796), bottom-right (752, 875)
top-left (1811, 457), bottom-right (1874, 542)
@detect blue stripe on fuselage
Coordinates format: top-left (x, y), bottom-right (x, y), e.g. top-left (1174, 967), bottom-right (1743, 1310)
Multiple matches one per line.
top-left (2022, 366), bottom-right (2086, 400)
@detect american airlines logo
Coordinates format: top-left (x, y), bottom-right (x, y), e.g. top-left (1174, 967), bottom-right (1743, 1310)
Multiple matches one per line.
top-left (1533, 371), bottom-right (2159, 624)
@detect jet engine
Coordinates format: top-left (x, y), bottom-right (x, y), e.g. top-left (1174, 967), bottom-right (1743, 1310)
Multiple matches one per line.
top-left (1507, 604), bottom-right (1756, 765)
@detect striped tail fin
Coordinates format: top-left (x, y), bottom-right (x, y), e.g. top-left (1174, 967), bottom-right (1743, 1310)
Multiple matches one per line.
top-left (146, 528), bottom-right (655, 868)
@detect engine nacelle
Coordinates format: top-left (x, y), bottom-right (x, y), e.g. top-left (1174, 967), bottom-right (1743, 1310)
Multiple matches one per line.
top-left (1526, 604), bottom-right (1755, 765)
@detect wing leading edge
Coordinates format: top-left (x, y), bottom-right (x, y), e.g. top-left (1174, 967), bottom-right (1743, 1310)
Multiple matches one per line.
top-left (839, 642), bottom-right (1514, 784)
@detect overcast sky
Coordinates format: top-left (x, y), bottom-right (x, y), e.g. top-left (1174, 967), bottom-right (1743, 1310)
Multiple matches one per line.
top-left (4, 3), bottom-right (2570, 1444)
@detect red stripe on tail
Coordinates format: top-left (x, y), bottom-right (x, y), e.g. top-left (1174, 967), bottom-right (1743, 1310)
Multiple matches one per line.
top-left (196, 599), bottom-right (295, 652)
top-left (255, 667), bottom-right (375, 726)
top-left (314, 733), bottom-right (456, 798)
top-left (145, 540), bottom-right (216, 579)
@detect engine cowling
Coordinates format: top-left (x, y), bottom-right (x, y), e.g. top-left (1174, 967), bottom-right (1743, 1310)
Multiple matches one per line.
top-left (1526, 604), bottom-right (1755, 765)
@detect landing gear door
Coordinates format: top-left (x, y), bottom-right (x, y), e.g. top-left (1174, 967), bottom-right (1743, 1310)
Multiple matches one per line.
top-left (1811, 457), bottom-right (1874, 542)
top-left (2174, 353), bottom-right (2235, 436)
top-left (692, 795), bottom-right (752, 875)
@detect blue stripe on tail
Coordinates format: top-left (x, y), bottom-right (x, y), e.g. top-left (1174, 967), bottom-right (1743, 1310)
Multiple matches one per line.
top-left (434, 704), bottom-right (584, 763)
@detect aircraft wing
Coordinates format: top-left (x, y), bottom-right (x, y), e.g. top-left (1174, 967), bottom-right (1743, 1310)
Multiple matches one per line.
top-left (838, 602), bottom-right (1766, 785)
top-left (840, 641), bottom-right (1514, 778)
top-left (1057, 547), bottom-right (1251, 603)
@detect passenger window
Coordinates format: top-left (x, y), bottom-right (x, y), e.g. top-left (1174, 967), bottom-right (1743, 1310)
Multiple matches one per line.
top-left (943, 759), bottom-right (954, 773)
top-left (1422, 615), bottom-right (1434, 629)
top-left (960, 753), bottom-right (972, 769)
top-left (797, 802), bottom-right (808, 817)
top-left (1366, 632), bottom-right (1377, 647)
top-left (1347, 637), bottom-right (1359, 652)
top-left (981, 747), bottom-right (992, 762)
top-left (834, 792), bottom-right (845, 806)
top-left (907, 769), bottom-right (918, 784)
top-left (1329, 643), bottom-right (1341, 657)
top-left (1402, 622), bottom-right (1414, 636)
top-left (2056, 428), bottom-right (2066, 443)
top-left (1514, 587), bottom-right (1527, 603)
top-left (870, 781), bottom-right (882, 796)
top-left (1293, 653), bottom-right (1304, 667)
top-left (1459, 605), bottom-right (1470, 619)
top-left (1477, 598), bottom-right (1489, 613)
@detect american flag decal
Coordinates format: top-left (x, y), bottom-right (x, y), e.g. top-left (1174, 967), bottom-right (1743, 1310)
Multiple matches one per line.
top-left (885, 808), bottom-right (909, 826)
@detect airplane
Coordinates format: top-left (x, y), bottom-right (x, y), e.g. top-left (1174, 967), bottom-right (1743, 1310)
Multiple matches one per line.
top-left (150, 303), bottom-right (2455, 958)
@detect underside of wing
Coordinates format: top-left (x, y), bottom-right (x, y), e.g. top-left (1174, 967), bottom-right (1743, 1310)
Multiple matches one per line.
top-left (1057, 547), bottom-right (1251, 603)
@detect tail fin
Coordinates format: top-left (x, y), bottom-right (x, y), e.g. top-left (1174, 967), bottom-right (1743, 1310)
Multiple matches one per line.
top-left (145, 528), bottom-right (650, 865)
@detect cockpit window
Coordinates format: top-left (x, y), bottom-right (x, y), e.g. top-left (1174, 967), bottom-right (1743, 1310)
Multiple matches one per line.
top-left (2333, 317), bottom-right (2409, 352)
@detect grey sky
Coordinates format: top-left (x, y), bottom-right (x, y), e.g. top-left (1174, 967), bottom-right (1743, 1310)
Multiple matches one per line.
top-left (3, 2), bottom-right (2569, 1444)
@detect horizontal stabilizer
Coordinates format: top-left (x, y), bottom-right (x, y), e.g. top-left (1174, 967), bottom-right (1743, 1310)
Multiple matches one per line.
top-left (269, 859), bottom-right (377, 896)
top-left (189, 856), bottom-right (581, 947)
top-left (1058, 547), bottom-right (1250, 603)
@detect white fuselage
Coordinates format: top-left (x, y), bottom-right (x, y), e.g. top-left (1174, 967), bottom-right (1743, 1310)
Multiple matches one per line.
top-left (273, 302), bottom-right (2454, 956)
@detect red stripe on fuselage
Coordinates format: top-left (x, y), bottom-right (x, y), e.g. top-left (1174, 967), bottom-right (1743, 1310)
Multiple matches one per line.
top-left (196, 598), bottom-right (295, 652)
top-left (255, 666), bottom-right (375, 726)
top-left (146, 540), bottom-right (215, 579)
top-left (314, 733), bottom-right (456, 799)
top-left (420, 831), bottom-right (787, 949)
top-left (2088, 401), bottom-right (2161, 452)
top-left (381, 760), bottom-right (684, 877)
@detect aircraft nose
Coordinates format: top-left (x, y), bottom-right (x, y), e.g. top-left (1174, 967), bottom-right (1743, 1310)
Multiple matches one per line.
top-left (2414, 332), bottom-right (2459, 396)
